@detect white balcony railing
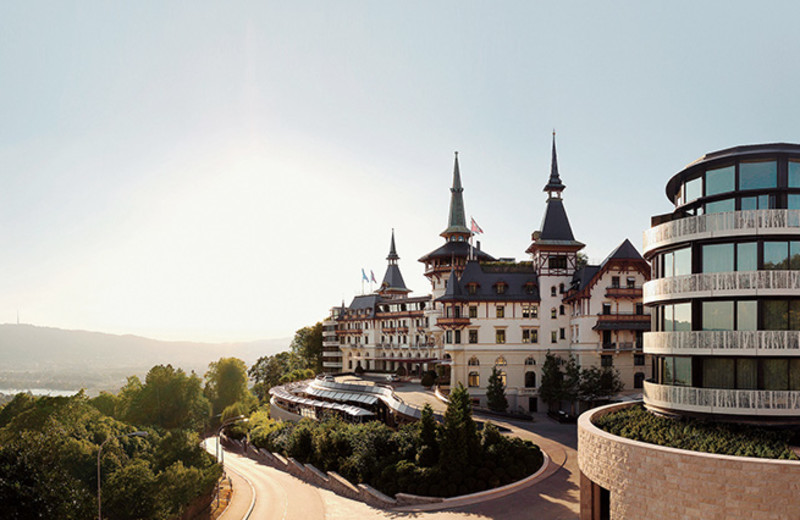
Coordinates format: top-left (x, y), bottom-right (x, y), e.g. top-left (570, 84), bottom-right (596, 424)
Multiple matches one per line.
top-left (644, 270), bottom-right (800, 303)
top-left (643, 209), bottom-right (800, 255)
top-left (643, 380), bottom-right (800, 416)
top-left (645, 330), bottom-right (800, 354)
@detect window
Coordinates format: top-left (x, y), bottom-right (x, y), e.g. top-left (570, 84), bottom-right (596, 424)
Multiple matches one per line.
top-left (559, 305), bottom-right (565, 315)
top-left (764, 242), bottom-right (789, 270)
top-left (496, 283), bottom-right (507, 295)
top-left (525, 371), bottom-right (536, 388)
top-left (522, 328), bottom-right (539, 344)
top-left (559, 283), bottom-right (565, 294)
top-left (468, 372), bottom-right (480, 387)
top-left (525, 356), bottom-right (536, 366)
top-left (737, 242), bottom-right (757, 271)
top-left (602, 303), bottom-right (612, 315)
top-left (454, 330), bottom-right (461, 344)
top-left (445, 330), bottom-right (452, 344)
top-left (559, 328), bottom-right (565, 340)
top-left (602, 330), bottom-right (613, 347)
top-left (741, 194), bottom-right (770, 211)
top-left (468, 329), bottom-right (478, 344)
top-left (549, 256), bottom-right (567, 269)
top-left (702, 243), bottom-right (734, 273)
top-left (468, 356), bottom-right (480, 366)
top-left (525, 282), bottom-right (536, 295)
top-left (499, 371), bottom-right (507, 387)
top-left (469, 305), bottom-right (478, 318)
top-left (739, 160), bottom-right (777, 190)
top-left (522, 304), bottom-right (537, 318)
top-left (684, 176), bottom-right (702, 203)
top-left (551, 286), bottom-right (557, 297)
top-left (531, 305), bottom-right (538, 318)
top-left (495, 356), bottom-right (507, 366)
top-left (551, 307), bottom-right (557, 319)
top-left (705, 198), bottom-right (735, 214)
top-left (635, 303), bottom-right (644, 315)
top-left (627, 277), bottom-right (636, 289)
top-left (634, 354), bottom-right (645, 366)
top-left (601, 355), bottom-right (613, 367)
top-left (611, 276), bottom-right (620, 288)
top-left (496, 305), bottom-right (505, 318)
top-left (495, 329), bottom-right (506, 344)
top-left (705, 164), bottom-right (735, 196)
top-left (702, 301), bottom-right (734, 331)
top-left (551, 331), bottom-right (557, 343)
top-left (790, 160), bottom-right (800, 188)
top-left (468, 284), bottom-right (477, 295)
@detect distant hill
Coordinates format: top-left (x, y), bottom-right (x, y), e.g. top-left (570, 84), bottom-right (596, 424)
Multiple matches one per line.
top-left (0, 324), bottom-right (289, 394)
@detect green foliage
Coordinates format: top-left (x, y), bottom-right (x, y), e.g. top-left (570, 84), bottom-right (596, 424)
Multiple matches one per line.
top-left (89, 391), bottom-right (120, 418)
top-left (539, 351), bottom-right (563, 407)
top-left (595, 405), bottom-right (799, 460)
top-left (540, 352), bottom-right (623, 412)
top-left (205, 357), bottom-right (255, 418)
top-left (579, 366), bottom-right (624, 403)
top-left (354, 363), bottom-right (365, 375)
top-left (420, 370), bottom-right (436, 388)
top-left (416, 404), bottom-right (439, 467)
top-left (279, 368), bottom-right (315, 385)
top-left (441, 383), bottom-right (479, 471)
top-left (123, 365), bottom-right (211, 431)
top-left (290, 322), bottom-right (324, 373)
top-left (486, 367), bottom-right (508, 412)
top-left (249, 351), bottom-right (304, 401)
top-left (0, 388), bottom-right (221, 520)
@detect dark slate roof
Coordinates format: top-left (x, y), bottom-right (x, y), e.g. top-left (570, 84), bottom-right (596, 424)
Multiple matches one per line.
top-left (348, 294), bottom-right (380, 312)
top-left (437, 261), bottom-right (539, 302)
top-left (543, 134), bottom-right (566, 193)
top-left (387, 229), bottom-right (399, 261)
top-left (380, 264), bottom-right (410, 293)
top-left (600, 238), bottom-right (645, 266)
top-left (570, 265), bottom-right (601, 292)
top-left (441, 152), bottom-right (472, 236)
top-left (539, 198), bottom-right (579, 242)
top-left (418, 240), bottom-right (495, 262)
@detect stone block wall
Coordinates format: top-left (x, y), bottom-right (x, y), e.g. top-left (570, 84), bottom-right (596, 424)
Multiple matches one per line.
top-left (578, 402), bottom-right (800, 520)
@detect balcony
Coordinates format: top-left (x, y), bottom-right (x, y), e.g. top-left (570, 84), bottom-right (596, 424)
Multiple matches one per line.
top-left (605, 286), bottom-right (643, 299)
top-left (643, 380), bottom-right (800, 417)
top-left (644, 330), bottom-right (800, 355)
top-left (594, 312), bottom-right (650, 331)
top-left (643, 209), bottom-right (800, 257)
top-left (643, 270), bottom-right (800, 304)
top-left (436, 316), bottom-right (471, 329)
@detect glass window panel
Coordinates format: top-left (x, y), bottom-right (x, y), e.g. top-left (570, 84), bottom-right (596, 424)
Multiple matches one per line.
top-left (764, 242), bottom-right (789, 270)
top-left (663, 252), bottom-right (674, 278)
top-left (736, 301), bottom-right (757, 331)
top-left (763, 300), bottom-right (789, 330)
top-left (684, 177), bottom-right (702, 202)
top-left (740, 196), bottom-right (758, 211)
top-left (763, 359), bottom-right (789, 390)
top-left (703, 358), bottom-right (734, 389)
top-left (790, 160), bottom-right (800, 188)
top-left (705, 165), bottom-right (735, 196)
top-left (791, 359), bottom-right (800, 391)
top-left (702, 243), bottom-right (734, 273)
top-left (736, 358), bottom-right (758, 389)
top-left (674, 303), bottom-right (692, 332)
top-left (674, 357), bottom-right (692, 386)
top-left (703, 301), bottom-right (734, 330)
top-left (663, 356), bottom-right (674, 384)
top-left (791, 242), bottom-right (800, 270)
top-left (790, 300), bottom-right (800, 331)
top-left (674, 247), bottom-right (691, 276)
top-left (705, 198), bottom-right (735, 214)
top-left (789, 194), bottom-right (800, 210)
top-left (736, 242), bottom-right (757, 271)
top-left (739, 160), bottom-right (777, 190)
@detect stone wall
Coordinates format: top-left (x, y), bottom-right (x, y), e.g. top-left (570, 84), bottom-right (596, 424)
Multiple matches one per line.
top-left (578, 401), bottom-right (800, 520)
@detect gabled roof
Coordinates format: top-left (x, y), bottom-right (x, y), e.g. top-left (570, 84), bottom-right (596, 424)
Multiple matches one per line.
top-left (418, 240), bottom-right (495, 263)
top-left (347, 294), bottom-right (380, 312)
top-left (600, 238), bottom-right (645, 266)
top-left (437, 261), bottom-right (539, 302)
top-left (570, 265), bottom-right (601, 292)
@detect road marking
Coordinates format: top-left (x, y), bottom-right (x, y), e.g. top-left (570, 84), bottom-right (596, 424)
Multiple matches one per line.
top-left (223, 462), bottom-right (256, 520)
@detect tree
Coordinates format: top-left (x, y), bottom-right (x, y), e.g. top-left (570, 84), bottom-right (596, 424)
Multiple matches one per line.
top-left (416, 404), bottom-right (439, 467)
top-left (290, 323), bottom-right (324, 373)
top-left (249, 351), bottom-right (304, 401)
top-left (539, 351), bottom-right (563, 412)
top-left (562, 355), bottom-right (581, 415)
top-left (580, 366), bottom-right (624, 405)
top-left (441, 383), bottom-right (479, 470)
top-left (205, 357), bottom-right (255, 418)
top-left (486, 367), bottom-right (508, 412)
top-left (123, 365), bottom-right (211, 431)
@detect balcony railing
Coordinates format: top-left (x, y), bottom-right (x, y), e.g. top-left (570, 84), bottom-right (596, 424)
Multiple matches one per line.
top-left (597, 312), bottom-right (650, 320)
top-left (605, 286), bottom-right (643, 298)
top-left (436, 316), bottom-right (471, 329)
top-left (643, 380), bottom-right (800, 416)
top-left (644, 270), bottom-right (800, 303)
top-left (645, 330), bottom-right (800, 354)
top-left (643, 209), bottom-right (800, 256)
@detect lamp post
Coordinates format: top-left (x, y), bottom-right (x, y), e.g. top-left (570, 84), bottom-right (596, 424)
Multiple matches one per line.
top-left (215, 415), bottom-right (248, 508)
top-left (97, 431), bottom-right (148, 520)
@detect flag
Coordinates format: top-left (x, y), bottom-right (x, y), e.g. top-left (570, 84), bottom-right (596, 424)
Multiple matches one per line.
top-left (370, 270), bottom-right (377, 283)
top-left (361, 268), bottom-right (369, 282)
top-left (470, 217), bottom-right (484, 234)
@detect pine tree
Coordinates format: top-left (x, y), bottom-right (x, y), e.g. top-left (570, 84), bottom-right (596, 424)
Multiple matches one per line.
top-left (441, 383), bottom-right (479, 470)
top-left (539, 351), bottom-right (563, 411)
top-left (486, 367), bottom-right (508, 412)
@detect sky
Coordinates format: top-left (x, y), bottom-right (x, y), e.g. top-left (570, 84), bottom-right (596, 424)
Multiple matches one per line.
top-left (2, 2), bottom-right (800, 342)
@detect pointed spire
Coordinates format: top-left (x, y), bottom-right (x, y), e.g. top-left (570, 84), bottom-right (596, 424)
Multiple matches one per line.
top-left (441, 151), bottom-right (471, 238)
top-left (544, 131), bottom-right (566, 194)
top-left (387, 228), bottom-right (399, 263)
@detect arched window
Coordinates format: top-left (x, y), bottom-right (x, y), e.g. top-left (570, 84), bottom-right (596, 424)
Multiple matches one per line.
top-left (551, 308), bottom-right (557, 319)
top-left (495, 356), bottom-right (507, 367)
top-left (444, 353), bottom-right (452, 360)
top-left (468, 371), bottom-right (480, 387)
top-left (559, 283), bottom-right (565, 294)
top-left (525, 356), bottom-right (536, 366)
top-left (551, 286), bottom-right (557, 297)
top-left (468, 356), bottom-right (480, 366)
top-left (525, 371), bottom-right (536, 388)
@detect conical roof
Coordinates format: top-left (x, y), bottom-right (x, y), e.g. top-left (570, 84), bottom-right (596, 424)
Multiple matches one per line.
top-left (441, 152), bottom-right (471, 237)
top-left (544, 133), bottom-right (566, 193)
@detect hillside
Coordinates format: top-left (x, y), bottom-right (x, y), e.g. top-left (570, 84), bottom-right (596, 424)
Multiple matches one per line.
top-left (0, 324), bottom-right (288, 393)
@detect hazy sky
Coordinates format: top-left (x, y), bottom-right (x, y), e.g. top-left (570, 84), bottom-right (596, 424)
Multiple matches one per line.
top-left (2, 2), bottom-right (800, 342)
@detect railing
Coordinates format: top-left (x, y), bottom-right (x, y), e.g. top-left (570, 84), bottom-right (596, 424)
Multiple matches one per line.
top-left (643, 209), bottom-right (800, 255)
top-left (644, 380), bottom-right (800, 416)
top-left (645, 330), bottom-right (800, 354)
top-left (606, 287), bottom-right (643, 298)
top-left (436, 316), bottom-right (471, 328)
top-left (644, 270), bottom-right (800, 303)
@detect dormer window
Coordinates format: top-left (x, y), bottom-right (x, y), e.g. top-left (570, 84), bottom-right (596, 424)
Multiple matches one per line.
top-left (467, 283), bottom-right (478, 295)
top-left (495, 282), bottom-right (507, 295)
top-left (524, 282), bottom-right (536, 295)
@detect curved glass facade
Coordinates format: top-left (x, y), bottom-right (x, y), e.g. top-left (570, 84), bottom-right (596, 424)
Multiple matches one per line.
top-left (645, 143), bottom-right (800, 419)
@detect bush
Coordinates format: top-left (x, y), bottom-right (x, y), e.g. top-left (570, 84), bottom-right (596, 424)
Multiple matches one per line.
top-left (420, 370), bottom-right (436, 388)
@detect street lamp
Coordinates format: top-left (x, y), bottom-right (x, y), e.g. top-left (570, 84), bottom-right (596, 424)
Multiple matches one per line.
top-left (215, 415), bottom-right (248, 509)
top-left (97, 431), bottom-right (148, 520)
